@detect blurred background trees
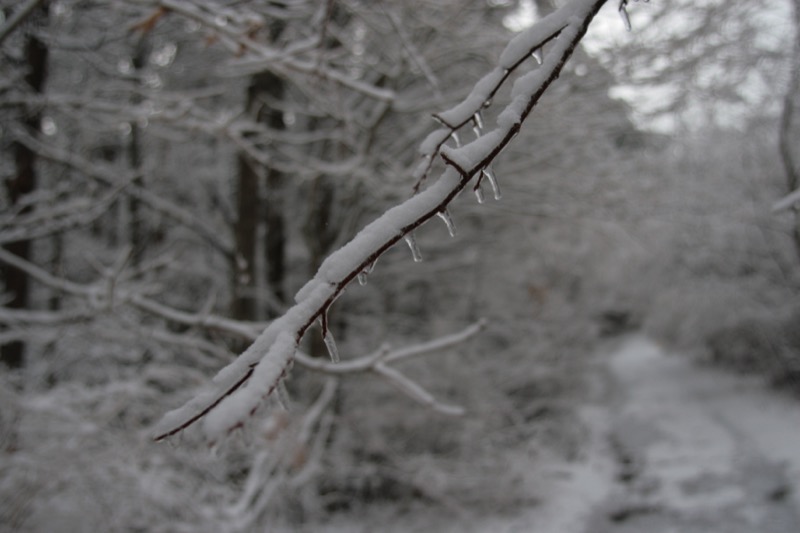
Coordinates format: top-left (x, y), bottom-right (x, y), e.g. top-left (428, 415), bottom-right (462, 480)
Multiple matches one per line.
top-left (1, 0), bottom-right (798, 530)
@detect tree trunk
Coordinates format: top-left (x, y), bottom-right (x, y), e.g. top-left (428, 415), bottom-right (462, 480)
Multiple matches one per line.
top-left (128, 35), bottom-right (150, 267)
top-left (1, 4), bottom-right (48, 369)
top-left (780, 0), bottom-right (800, 261)
top-left (232, 71), bottom-right (287, 321)
top-left (232, 148), bottom-right (260, 321)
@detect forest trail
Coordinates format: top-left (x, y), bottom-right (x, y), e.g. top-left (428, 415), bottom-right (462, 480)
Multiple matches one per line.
top-left (468, 335), bottom-right (800, 533)
top-left (572, 335), bottom-right (800, 533)
top-left (306, 335), bottom-right (800, 533)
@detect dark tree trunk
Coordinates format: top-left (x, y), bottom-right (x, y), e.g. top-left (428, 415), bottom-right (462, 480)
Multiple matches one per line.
top-left (232, 70), bottom-right (287, 321)
top-left (128, 35), bottom-right (150, 267)
top-left (232, 149), bottom-right (260, 321)
top-left (1, 5), bottom-right (49, 369)
top-left (264, 169), bottom-right (286, 310)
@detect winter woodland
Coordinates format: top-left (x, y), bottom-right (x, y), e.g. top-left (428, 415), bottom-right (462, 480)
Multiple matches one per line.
top-left (2, 0), bottom-right (799, 531)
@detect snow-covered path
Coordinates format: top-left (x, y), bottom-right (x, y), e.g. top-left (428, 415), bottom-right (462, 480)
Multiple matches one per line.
top-left (302, 335), bottom-right (800, 532)
top-left (472, 335), bottom-right (800, 533)
top-left (578, 335), bottom-right (800, 533)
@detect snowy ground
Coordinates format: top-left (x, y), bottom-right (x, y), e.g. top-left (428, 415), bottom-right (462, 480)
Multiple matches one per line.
top-left (576, 335), bottom-right (800, 533)
top-left (305, 335), bottom-right (800, 532)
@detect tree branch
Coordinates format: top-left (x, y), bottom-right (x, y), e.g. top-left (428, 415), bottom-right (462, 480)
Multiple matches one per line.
top-left (0, 0), bottom-right (46, 46)
top-left (153, 0), bottom-right (609, 444)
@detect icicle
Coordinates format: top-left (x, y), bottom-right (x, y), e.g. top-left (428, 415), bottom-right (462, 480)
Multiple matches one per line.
top-left (474, 183), bottom-right (485, 204)
top-left (483, 168), bottom-right (502, 200)
top-left (472, 111), bottom-right (483, 138)
top-left (473, 111), bottom-right (484, 130)
top-left (531, 48), bottom-right (543, 65)
top-left (357, 259), bottom-right (377, 286)
top-left (323, 329), bottom-right (340, 363)
top-left (276, 380), bottom-right (291, 411)
top-left (619, 1), bottom-right (632, 32)
top-left (319, 311), bottom-right (340, 363)
top-left (437, 209), bottom-right (457, 238)
top-left (451, 131), bottom-right (461, 148)
top-left (404, 233), bottom-right (423, 262)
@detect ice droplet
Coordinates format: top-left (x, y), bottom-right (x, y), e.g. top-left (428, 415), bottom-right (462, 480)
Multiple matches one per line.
top-left (619, 2), bottom-right (632, 31)
top-left (531, 48), bottom-right (543, 65)
top-left (404, 233), bottom-right (423, 262)
top-left (437, 209), bottom-right (457, 237)
top-left (482, 98), bottom-right (493, 109)
top-left (451, 131), bottom-right (461, 148)
top-left (483, 168), bottom-right (502, 200)
top-left (323, 329), bottom-right (340, 363)
top-left (474, 184), bottom-right (485, 204)
top-left (357, 271), bottom-right (368, 286)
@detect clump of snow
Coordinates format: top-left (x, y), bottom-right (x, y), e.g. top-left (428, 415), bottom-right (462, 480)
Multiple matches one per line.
top-left (419, 128), bottom-right (451, 155)
top-left (498, 9), bottom-right (569, 69)
top-left (202, 331), bottom-right (297, 441)
top-left (441, 130), bottom-right (504, 171)
top-left (435, 69), bottom-right (505, 126)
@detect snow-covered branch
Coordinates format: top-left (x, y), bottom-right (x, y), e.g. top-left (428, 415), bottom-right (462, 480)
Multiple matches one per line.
top-left (153, 0), bottom-right (609, 444)
top-left (141, 0), bottom-right (395, 102)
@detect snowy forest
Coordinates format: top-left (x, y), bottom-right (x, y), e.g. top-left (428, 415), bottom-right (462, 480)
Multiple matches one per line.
top-left (2, 0), bottom-right (799, 531)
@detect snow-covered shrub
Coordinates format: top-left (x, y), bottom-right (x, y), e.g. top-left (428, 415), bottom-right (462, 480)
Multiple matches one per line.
top-left (706, 305), bottom-right (800, 393)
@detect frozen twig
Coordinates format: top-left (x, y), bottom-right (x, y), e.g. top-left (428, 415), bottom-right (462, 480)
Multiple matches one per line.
top-left (153, 0), bottom-right (609, 444)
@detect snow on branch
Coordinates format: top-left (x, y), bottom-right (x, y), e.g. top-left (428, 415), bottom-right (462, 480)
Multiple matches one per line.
top-left (153, 0), bottom-right (609, 445)
top-left (145, 0), bottom-right (395, 102)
